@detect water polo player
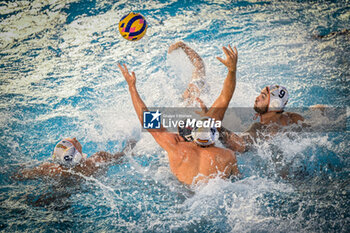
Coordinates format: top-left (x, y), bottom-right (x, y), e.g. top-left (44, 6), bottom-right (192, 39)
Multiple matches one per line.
top-left (118, 44), bottom-right (239, 185)
top-left (198, 80), bottom-right (304, 152)
top-left (15, 137), bottom-right (136, 180)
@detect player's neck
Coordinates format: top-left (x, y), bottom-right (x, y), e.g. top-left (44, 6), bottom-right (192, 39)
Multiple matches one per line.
top-left (193, 142), bottom-right (215, 148)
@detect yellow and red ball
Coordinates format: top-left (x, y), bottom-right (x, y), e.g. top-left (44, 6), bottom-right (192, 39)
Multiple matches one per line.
top-left (119, 12), bottom-right (147, 41)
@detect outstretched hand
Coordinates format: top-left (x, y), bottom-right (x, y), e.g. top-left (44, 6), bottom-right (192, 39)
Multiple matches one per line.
top-left (118, 63), bottom-right (136, 87)
top-left (216, 45), bottom-right (238, 72)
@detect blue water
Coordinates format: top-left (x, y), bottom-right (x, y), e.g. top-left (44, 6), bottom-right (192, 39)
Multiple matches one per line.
top-left (0, 0), bottom-right (349, 232)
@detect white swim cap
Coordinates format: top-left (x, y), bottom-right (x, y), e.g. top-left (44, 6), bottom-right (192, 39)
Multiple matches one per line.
top-left (191, 118), bottom-right (218, 146)
top-left (53, 139), bottom-right (84, 167)
top-left (267, 85), bottom-right (289, 112)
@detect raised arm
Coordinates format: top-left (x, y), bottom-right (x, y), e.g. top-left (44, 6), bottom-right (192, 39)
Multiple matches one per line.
top-left (206, 45), bottom-right (238, 121)
top-left (168, 41), bottom-right (205, 79)
top-left (118, 63), bottom-right (179, 152)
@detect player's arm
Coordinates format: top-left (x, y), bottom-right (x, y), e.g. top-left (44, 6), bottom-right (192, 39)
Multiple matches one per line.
top-left (288, 112), bottom-right (304, 124)
top-left (89, 139), bottom-right (137, 164)
top-left (194, 97), bottom-right (249, 153)
top-left (219, 127), bottom-right (247, 153)
top-left (118, 63), bottom-right (179, 152)
top-left (205, 45), bottom-right (238, 121)
top-left (168, 41), bottom-right (205, 79)
top-left (14, 162), bottom-right (69, 180)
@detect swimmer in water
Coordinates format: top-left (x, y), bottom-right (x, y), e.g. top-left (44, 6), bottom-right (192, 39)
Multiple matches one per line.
top-left (196, 80), bottom-right (305, 179)
top-left (196, 75), bottom-right (304, 152)
top-left (13, 137), bottom-right (136, 209)
top-left (313, 29), bottom-right (350, 39)
top-left (118, 44), bottom-right (239, 185)
top-left (168, 41), bottom-right (207, 106)
top-left (212, 85), bottom-right (303, 153)
top-left (15, 137), bottom-right (136, 180)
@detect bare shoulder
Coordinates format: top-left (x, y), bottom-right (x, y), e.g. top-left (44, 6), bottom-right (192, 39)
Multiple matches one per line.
top-left (150, 131), bottom-right (180, 153)
top-left (285, 112), bottom-right (304, 124)
top-left (211, 147), bottom-right (238, 176)
top-left (40, 162), bottom-right (63, 172)
top-left (215, 147), bottom-right (236, 162)
top-left (30, 162), bottom-right (68, 178)
top-left (40, 162), bottom-right (59, 168)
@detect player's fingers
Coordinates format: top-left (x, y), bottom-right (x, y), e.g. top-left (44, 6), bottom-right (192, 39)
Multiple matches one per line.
top-left (123, 64), bottom-right (129, 73)
top-left (228, 45), bottom-right (237, 58)
top-left (195, 97), bottom-right (203, 104)
top-left (216, 56), bottom-right (225, 64)
top-left (223, 47), bottom-right (233, 59)
top-left (222, 46), bottom-right (230, 58)
top-left (228, 44), bottom-right (234, 54)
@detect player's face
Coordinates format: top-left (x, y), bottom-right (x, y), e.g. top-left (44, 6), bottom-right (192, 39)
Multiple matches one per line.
top-left (254, 87), bottom-right (269, 114)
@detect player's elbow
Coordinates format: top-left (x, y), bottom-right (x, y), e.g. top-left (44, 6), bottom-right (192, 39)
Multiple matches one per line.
top-left (229, 136), bottom-right (246, 153)
top-left (293, 113), bottom-right (304, 124)
top-left (236, 144), bottom-right (246, 153)
top-left (225, 142), bottom-right (245, 153)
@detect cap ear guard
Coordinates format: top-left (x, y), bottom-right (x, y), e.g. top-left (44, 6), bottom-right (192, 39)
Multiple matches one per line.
top-left (191, 124), bottom-right (218, 146)
top-left (267, 85), bottom-right (289, 112)
top-left (269, 99), bottom-right (282, 111)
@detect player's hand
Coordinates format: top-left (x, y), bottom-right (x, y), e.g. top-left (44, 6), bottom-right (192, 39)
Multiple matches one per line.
top-left (194, 97), bottom-right (209, 116)
top-left (216, 45), bottom-right (238, 72)
top-left (168, 41), bottom-right (186, 53)
top-left (118, 63), bottom-right (136, 87)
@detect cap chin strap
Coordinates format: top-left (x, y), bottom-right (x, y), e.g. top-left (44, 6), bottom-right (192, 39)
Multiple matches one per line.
top-left (267, 86), bottom-right (271, 113)
top-left (253, 113), bottom-right (260, 121)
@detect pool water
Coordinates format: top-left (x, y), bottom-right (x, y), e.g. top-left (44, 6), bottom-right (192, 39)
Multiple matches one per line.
top-left (0, 0), bottom-right (349, 232)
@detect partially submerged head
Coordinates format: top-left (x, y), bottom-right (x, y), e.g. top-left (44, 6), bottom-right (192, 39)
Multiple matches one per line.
top-left (53, 138), bottom-right (86, 167)
top-left (254, 85), bottom-right (289, 114)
